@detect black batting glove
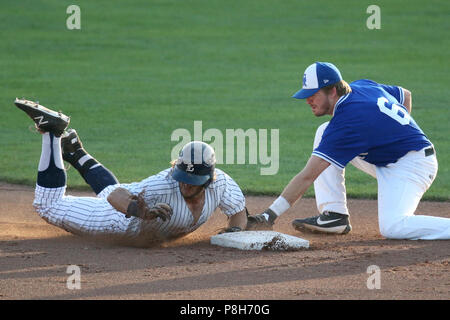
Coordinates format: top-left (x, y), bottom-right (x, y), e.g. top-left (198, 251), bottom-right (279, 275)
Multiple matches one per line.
top-left (246, 208), bottom-right (277, 230)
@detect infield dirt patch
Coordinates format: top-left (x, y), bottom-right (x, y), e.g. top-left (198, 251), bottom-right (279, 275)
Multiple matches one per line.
top-left (0, 182), bottom-right (449, 300)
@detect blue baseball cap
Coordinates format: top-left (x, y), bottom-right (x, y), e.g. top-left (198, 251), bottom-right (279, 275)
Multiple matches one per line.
top-left (292, 62), bottom-right (342, 99)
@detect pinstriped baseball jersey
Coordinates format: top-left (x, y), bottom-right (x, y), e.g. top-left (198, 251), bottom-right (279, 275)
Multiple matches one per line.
top-left (33, 168), bottom-right (245, 241)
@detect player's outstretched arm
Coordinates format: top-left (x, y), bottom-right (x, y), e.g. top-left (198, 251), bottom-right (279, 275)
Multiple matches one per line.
top-left (280, 155), bottom-right (330, 206)
top-left (228, 209), bottom-right (248, 230)
top-left (218, 209), bottom-right (248, 233)
top-left (246, 155), bottom-right (330, 229)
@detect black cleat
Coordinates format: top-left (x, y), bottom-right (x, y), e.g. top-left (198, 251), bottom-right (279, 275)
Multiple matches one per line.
top-left (61, 128), bottom-right (88, 166)
top-left (15, 98), bottom-right (70, 136)
top-left (292, 211), bottom-right (352, 234)
top-left (61, 129), bottom-right (83, 154)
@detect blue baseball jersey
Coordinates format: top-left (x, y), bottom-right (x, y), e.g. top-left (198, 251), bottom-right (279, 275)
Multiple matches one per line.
top-left (313, 79), bottom-right (431, 168)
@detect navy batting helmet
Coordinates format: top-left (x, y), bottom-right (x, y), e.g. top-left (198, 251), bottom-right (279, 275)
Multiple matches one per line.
top-left (171, 141), bottom-right (216, 186)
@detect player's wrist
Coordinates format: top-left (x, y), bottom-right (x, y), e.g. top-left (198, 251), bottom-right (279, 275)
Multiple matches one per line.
top-left (126, 200), bottom-right (138, 218)
top-left (269, 196), bottom-right (290, 217)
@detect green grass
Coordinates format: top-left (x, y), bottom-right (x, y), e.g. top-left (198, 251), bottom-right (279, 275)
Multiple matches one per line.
top-left (0, 0), bottom-right (449, 200)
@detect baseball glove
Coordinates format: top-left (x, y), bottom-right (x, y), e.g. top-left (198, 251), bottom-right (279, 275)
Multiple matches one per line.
top-left (128, 191), bottom-right (173, 221)
top-left (107, 188), bottom-right (173, 222)
top-left (246, 209), bottom-right (277, 231)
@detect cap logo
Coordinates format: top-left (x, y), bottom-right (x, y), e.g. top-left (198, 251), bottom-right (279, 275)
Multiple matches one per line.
top-left (186, 163), bottom-right (195, 172)
top-left (302, 63), bottom-right (319, 89)
top-left (324, 79), bottom-right (329, 84)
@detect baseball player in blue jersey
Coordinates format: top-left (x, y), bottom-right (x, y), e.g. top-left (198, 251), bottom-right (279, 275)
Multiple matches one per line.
top-left (247, 62), bottom-right (450, 240)
top-left (14, 99), bottom-right (247, 244)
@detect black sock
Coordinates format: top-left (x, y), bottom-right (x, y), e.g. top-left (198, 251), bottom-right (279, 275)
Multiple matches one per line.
top-left (84, 165), bottom-right (119, 195)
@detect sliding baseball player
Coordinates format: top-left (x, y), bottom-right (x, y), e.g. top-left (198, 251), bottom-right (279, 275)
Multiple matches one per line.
top-left (14, 99), bottom-right (247, 243)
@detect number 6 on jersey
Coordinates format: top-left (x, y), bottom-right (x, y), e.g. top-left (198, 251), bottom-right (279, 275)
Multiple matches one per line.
top-left (377, 97), bottom-right (411, 125)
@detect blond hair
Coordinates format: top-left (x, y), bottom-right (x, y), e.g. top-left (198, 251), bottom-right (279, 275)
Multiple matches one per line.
top-left (321, 80), bottom-right (352, 97)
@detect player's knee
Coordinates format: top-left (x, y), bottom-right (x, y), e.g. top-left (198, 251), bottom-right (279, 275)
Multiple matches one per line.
top-left (33, 186), bottom-right (65, 215)
top-left (379, 218), bottom-right (408, 239)
top-left (33, 199), bottom-right (57, 216)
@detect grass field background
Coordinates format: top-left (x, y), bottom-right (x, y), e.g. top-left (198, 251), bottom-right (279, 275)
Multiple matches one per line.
top-left (1, 0), bottom-right (449, 200)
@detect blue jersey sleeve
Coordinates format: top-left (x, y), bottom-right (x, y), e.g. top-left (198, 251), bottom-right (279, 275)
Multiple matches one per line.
top-left (312, 118), bottom-right (368, 169)
top-left (352, 79), bottom-right (404, 104)
top-left (378, 83), bottom-right (404, 104)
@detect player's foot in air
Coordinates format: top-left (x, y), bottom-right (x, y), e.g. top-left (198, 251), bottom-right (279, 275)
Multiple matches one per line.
top-left (14, 98), bottom-right (70, 136)
top-left (292, 211), bottom-right (352, 234)
top-left (61, 129), bottom-right (83, 153)
top-left (61, 128), bottom-right (88, 165)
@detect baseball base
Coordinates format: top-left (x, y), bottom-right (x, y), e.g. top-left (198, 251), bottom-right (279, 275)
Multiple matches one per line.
top-left (210, 231), bottom-right (309, 251)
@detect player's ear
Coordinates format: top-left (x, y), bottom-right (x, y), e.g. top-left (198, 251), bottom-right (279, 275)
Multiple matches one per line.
top-left (330, 86), bottom-right (338, 98)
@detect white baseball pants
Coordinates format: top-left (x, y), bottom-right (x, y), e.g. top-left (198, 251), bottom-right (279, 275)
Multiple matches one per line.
top-left (32, 133), bottom-right (140, 239)
top-left (313, 122), bottom-right (450, 240)
top-left (33, 184), bottom-right (140, 239)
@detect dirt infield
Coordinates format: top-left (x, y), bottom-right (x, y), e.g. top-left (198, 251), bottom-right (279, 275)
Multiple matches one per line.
top-left (0, 182), bottom-right (449, 300)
